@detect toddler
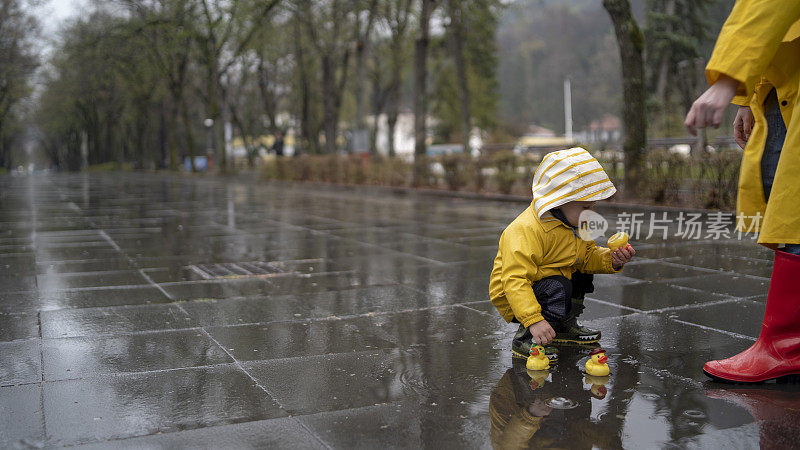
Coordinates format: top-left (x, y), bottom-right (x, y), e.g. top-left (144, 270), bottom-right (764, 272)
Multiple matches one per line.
top-left (489, 148), bottom-right (635, 362)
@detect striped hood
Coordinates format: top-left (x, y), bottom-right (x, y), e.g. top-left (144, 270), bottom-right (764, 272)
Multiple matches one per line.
top-left (531, 147), bottom-right (616, 218)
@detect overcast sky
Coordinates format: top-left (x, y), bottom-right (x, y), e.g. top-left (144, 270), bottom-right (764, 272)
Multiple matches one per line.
top-left (36, 0), bottom-right (89, 33)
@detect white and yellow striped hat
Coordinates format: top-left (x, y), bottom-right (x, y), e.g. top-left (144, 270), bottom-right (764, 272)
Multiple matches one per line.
top-left (531, 147), bottom-right (616, 218)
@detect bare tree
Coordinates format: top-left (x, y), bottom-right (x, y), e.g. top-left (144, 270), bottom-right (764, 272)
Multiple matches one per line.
top-left (192, 0), bottom-right (280, 172)
top-left (384, 0), bottom-right (413, 157)
top-left (293, 0), bottom-right (356, 154)
top-left (413, 0), bottom-right (436, 185)
top-left (445, 0), bottom-right (470, 154)
top-left (0, 0), bottom-right (38, 169)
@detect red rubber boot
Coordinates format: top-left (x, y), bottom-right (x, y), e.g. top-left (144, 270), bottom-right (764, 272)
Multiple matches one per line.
top-left (703, 250), bottom-right (800, 383)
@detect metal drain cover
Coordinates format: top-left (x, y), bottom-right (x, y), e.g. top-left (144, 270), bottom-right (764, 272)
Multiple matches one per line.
top-left (187, 261), bottom-right (283, 279)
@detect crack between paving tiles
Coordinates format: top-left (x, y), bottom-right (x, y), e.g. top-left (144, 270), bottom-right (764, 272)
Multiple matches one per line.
top-left (37, 310), bottom-right (47, 440)
top-left (670, 318), bottom-right (757, 341)
top-left (36, 363), bottom-right (239, 384)
top-left (658, 259), bottom-right (772, 281)
top-left (652, 297), bottom-right (747, 313)
top-left (583, 296), bottom-right (644, 313)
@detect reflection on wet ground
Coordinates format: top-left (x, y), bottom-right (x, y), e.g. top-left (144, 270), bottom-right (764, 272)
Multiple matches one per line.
top-left (0, 172), bottom-right (797, 448)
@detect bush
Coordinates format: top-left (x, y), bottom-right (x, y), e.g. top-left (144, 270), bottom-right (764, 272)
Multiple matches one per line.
top-left (440, 153), bottom-right (470, 191)
top-left (645, 150), bottom-right (687, 204)
top-left (473, 155), bottom-right (491, 192)
top-left (696, 149), bottom-right (740, 210)
top-left (492, 151), bottom-right (519, 194)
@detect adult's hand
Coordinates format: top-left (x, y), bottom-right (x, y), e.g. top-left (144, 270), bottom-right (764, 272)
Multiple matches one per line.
top-left (733, 106), bottom-right (755, 150)
top-left (685, 75), bottom-right (740, 136)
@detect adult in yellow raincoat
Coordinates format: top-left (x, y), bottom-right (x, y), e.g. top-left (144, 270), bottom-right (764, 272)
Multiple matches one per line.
top-left (684, 1), bottom-right (800, 383)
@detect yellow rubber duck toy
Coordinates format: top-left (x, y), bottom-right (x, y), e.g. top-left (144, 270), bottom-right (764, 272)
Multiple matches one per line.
top-left (607, 232), bottom-right (629, 251)
top-left (527, 344), bottom-right (550, 371)
top-left (585, 347), bottom-right (610, 377)
top-left (584, 374), bottom-right (610, 399)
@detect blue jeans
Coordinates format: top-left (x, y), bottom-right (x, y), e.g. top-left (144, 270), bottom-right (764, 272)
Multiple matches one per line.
top-left (761, 89), bottom-right (800, 255)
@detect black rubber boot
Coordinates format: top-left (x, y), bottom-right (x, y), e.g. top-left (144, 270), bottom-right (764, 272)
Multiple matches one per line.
top-left (552, 274), bottom-right (601, 344)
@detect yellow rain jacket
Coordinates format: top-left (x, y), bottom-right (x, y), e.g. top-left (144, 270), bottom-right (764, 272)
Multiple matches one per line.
top-left (489, 148), bottom-right (621, 328)
top-left (706, 2), bottom-right (800, 247)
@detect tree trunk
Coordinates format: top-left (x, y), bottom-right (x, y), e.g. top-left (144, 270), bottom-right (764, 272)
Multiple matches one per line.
top-left (179, 97), bottom-right (196, 172)
top-left (369, 62), bottom-right (383, 155)
top-left (603, 0), bottom-right (646, 195)
top-left (388, 114), bottom-right (398, 158)
top-left (413, 0), bottom-right (434, 186)
top-left (654, 0), bottom-right (675, 101)
top-left (322, 55), bottom-right (338, 154)
top-left (294, 16), bottom-right (317, 155)
top-left (387, 40), bottom-right (403, 158)
top-left (257, 60), bottom-right (278, 135)
top-left (447, 0), bottom-right (471, 155)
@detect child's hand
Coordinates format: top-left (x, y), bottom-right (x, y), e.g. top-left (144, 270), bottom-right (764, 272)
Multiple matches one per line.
top-left (611, 244), bottom-right (635, 270)
top-left (529, 320), bottom-right (555, 346)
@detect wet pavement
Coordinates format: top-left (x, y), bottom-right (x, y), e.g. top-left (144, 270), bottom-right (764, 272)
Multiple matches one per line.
top-left (1, 172), bottom-right (798, 448)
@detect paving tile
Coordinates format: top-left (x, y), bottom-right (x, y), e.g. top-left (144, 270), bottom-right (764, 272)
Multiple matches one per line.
top-left (42, 365), bottom-right (286, 446)
top-left (350, 306), bottom-right (510, 348)
top-left (206, 319), bottom-right (397, 362)
top-left (246, 349), bottom-right (406, 415)
top-left (0, 254), bottom-right (36, 277)
top-left (0, 313), bottom-right (39, 342)
top-left (0, 275), bottom-right (37, 291)
top-left (38, 286), bottom-right (170, 310)
top-left (0, 291), bottom-right (44, 315)
top-left (36, 258), bottom-right (136, 274)
top-left (587, 281), bottom-right (732, 311)
top-left (249, 328), bottom-right (511, 415)
top-left (40, 303), bottom-right (194, 339)
top-left (667, 300), bottom-right (765, 339)
top-left (71, 417), bottom-right (326, 449)
top-left (42, 329), bottom-right (232, 380)
top-left (0, 339), bottom-right (41, 385)
top-left (583, 313), bottom-right (754, 382)
top-left (0, 384), bottom-right (44, 449)
top-left (664, 254), bottom-right (774, 278)
top-left (636, 241), bottom-right (774, 261)
top-left (619, 261), bottom-right (710, 281)
top-left (669, 273), bottom-right (770, 298)
top-left (36, 271), bottom-right (150, 290)
top-left (181, 286), bottom-right (440, 326)
top-left (162, 272), bottom-right (386, 300)
top-left (299, 401), bottom-right (491, 449)
top-left (34, 247), bottom-right (123, 262)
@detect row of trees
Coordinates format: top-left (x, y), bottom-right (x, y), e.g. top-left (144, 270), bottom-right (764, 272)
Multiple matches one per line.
top-left (34, 0), bottom-right (501, 177)
top-left (6, 0), bottom-right (735, 196)
top-left (0, 0), bottom-right (38, 171)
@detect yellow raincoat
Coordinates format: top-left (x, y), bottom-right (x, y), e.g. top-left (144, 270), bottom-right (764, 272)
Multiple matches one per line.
top-left (489, 148), bottom-right (621, 328)
top-left (706, 2), bottom-right (800, 247)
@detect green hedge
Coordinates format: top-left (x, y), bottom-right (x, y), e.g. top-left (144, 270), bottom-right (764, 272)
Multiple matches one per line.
top-left (261, 151), bottom-right (742, 210)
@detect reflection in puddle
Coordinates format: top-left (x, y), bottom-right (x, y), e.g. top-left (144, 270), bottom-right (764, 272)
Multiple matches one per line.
top-left (545, 397), bottom-right (579, 409)
top-left (489, 347), bottom-right (800, 449)
top-left (490, 348), bottom-right (621, 449)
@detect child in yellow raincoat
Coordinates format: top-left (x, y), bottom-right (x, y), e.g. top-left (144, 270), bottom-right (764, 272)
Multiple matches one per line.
top-left (489, 148), bottom-right (635, 362)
